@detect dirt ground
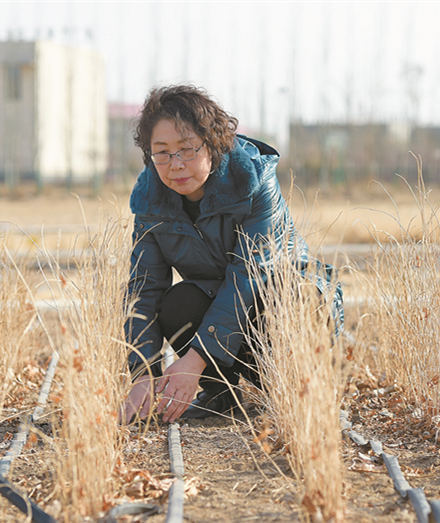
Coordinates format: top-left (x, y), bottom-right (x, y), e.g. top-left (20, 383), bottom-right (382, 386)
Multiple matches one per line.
top-left (1, 380), bottom-right (440, 523)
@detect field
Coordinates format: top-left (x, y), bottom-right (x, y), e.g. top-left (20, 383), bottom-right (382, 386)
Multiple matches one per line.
top-left (1, 173), bottom-right (440, 522)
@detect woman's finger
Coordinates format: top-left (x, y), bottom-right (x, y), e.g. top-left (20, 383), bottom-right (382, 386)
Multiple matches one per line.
top-left (168, 395), bottom-right (191, 423)
top-left (161, 394), bottom-right (180, 422)
top-left (155, 374), bottom-right (169, 394)
top-left (163, 392), bottom-right (188, 423)
top-left (139, 395), bottom-right (154, 419)
top-left (120, 376), bottom-right (155, 424)
top-left (157, 387), bottom-right (175, 414)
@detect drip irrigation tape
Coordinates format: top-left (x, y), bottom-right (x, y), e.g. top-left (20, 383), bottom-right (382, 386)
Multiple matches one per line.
top-left (0, 353), bottom-right (60, 521)
top-left (340, 410), bottom-right (440, 523)
top-left (407, 488), bottom-right (431, 523)
top-left (166, 423), bottom-right (185, 523)
top-left (369, 439), bottom-right (383, 456)
top-left (429, 500), bottom-right (440, 522)
top-left (32, 351), bottom-right (59, 422)
top-left (107, 502), bottom-right (159, 519)
top-left (382, 455), bottom-right (431, 523)
top-left (109, 348), bottom-right (185, 522)
top-left (382, 454), bottom-right (411, 497)
top-left (339, 410), bottom-right (352, 432)
top-left (0, 475), bottom-right (58, 523)
top-left (347, 430), bottom-right (368, 446)
top-left (0, 352), bottom-right (59, 477)
top-left (0, 420), bottom-right (29, 477)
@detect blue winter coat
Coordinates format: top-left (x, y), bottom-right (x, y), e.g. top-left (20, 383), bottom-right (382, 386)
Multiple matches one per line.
top-left (126, 135), bottom-right (343, 374)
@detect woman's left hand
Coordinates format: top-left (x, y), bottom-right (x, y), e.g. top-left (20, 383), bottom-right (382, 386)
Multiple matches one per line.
top-left (156, 348), bottom-right (207, 423)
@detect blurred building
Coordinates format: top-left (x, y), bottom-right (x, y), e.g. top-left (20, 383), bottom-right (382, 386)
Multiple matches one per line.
top-left (0, 40), bottom-right (107, 188)
top-left (287, 122), bottom-right (440, 188)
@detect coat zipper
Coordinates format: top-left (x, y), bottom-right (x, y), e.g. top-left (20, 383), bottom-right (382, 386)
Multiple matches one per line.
top-left (193, 223), bottom-right (204, 239)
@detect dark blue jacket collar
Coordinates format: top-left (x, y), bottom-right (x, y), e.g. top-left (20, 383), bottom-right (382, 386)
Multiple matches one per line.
top-left (130, 135), bottom-right (279, 218)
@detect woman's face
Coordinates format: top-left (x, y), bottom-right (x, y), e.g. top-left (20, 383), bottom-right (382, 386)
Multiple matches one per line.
top-left (150, 119), bottom-right (212, 202)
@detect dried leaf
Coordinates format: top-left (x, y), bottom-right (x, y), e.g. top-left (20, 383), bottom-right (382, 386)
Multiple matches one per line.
top-left (1, 432), bottom-right (13, 444)
top-left (253, 426), bottom-right (274, 444)
top-left (349, 461), bottom-right (384, 473)
top-left (125, 481), bottom-right (144, 498)
top-left (184, 476), bottom-right (205, 498)
top-left (122, 469), bottom-right (174, 500)
top-left (302, 493), bottom-right (317, 513)
top-left (302, 490), bottom-right (325, 514)
top-left (346, 346), bottom-right (355, 361)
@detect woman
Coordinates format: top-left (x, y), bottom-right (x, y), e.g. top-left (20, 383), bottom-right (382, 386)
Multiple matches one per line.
top-left (122, 85), bottom-right (343, 424)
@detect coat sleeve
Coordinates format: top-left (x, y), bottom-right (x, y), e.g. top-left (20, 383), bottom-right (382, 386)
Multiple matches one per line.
top-left (125, 218), bottom-right (172, 377)
top-left (190, 176), bottom-right (310, 367)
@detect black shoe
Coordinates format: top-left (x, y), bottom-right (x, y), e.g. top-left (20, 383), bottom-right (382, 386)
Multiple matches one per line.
top-left (181, 388), bottom-right (242, 420)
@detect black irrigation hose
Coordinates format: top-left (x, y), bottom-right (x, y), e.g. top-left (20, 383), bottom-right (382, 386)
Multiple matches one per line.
top-left (166, 422), bottom-right (185, 523)
top-left (0, 475), bottom-right (58, 523)
top-left (0, 353), bottom-right (60, 522)
top-left (340, 410), bottom-right (440, 523)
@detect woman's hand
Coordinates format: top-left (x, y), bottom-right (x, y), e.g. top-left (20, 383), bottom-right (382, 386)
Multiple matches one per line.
top-left (156, 348), bottom-right (207, 423)
top-left (120, 374), bottom-right (156, 424)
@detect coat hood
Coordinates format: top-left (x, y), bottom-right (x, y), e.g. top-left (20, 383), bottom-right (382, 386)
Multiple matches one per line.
top-left (130, 135), bottom-right (280, 217)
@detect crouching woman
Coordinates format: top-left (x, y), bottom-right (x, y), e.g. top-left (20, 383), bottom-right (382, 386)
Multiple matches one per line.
top-left (121, 85), bottom-right (344, 424)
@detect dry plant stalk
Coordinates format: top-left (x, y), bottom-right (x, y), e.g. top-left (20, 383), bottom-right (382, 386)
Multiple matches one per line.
top-left (40, 212), bottom-right (133, 520)
top-left (0, 256), bottom-right (36, 420)
top-left (243, 232), bottom-right (346, 522)
top-left (367, 156), bottom-right (440, 413)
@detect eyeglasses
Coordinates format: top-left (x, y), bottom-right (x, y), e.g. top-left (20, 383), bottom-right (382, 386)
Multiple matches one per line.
top-left (150, 142), bottom-right (205, 165)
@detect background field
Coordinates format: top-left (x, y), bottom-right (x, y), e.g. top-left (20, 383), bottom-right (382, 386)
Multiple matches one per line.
top-left (1, 177), bottom-right (437, 249)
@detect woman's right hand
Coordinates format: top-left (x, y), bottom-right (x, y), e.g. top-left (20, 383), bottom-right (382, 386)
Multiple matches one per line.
top-left (120, 374), bottom-right (156, 424)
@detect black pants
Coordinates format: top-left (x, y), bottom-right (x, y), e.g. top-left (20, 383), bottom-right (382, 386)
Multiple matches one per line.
top-left (157, 282), bottom-right (262, 392)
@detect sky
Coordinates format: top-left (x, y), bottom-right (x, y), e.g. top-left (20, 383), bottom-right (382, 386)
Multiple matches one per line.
top-left (1, 1), bottom-right (440, 147)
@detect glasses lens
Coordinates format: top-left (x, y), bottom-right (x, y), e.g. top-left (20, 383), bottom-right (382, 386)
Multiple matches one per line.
top-left (177, 148), bottom-right (197, 161)
top-left (151, 153), bottom-right (170, 165)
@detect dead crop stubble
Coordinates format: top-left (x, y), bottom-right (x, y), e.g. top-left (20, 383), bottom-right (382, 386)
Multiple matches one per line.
top-left (363, 156), bottom-right (440, 418)
top-left (0, 257), bottom-right (39, 422)
top-left (243, 229), bottom-right (348, 522)
top-left (35, 210), bottom-right (134, 521)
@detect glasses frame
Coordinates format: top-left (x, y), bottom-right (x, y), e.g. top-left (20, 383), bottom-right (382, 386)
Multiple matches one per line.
top-left (150, 142), bottom-right (205, 165)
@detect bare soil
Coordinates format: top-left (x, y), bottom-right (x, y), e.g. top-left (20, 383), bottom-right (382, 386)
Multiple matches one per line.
top-left (1, 386), bottom-right (440, 522)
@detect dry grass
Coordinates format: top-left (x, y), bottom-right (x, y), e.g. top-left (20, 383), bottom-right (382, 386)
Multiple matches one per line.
top-left (288, 180), bottom-right (438, 247)
top-left (361, 157), bottom-right (440, 415)
top-left (0, 199), bottom-right (134, 521)
top-left (40, 209), bottom-right (133, 520)
top-left (0, 189), bottom-right (132, 253)
top-left (243, 230), bottom-right (348, 522)
top-left (0, 256), bottom-right (38, 421)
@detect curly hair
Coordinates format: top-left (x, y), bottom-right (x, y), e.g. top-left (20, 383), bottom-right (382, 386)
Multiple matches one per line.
top-left (134, 85), bottom-right (238, 172)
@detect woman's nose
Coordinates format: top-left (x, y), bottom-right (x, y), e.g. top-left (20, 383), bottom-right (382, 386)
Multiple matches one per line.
top-left (169, 154), bottom-right (185, 169)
